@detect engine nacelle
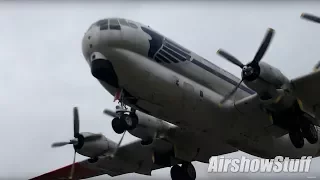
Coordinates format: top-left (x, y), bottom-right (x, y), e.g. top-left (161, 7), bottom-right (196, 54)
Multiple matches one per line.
top-left (259, 62), bottom-right (289, 87)
top-left (76, 132), bottom-right (116, 158)
top-left (127, 111), bottom-right (174, 145)
top-left (244, 62), bottom-right (290, 101)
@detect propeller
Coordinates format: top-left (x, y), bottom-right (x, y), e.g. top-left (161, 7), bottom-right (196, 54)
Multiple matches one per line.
top-left (301, 13), bottom-right (320, 24)
top-left (108, 131), bottom-right (126, 158)
top-left (51, 107), bottom-right (102, 179)
top-left (217, 28), bottom-right (275, 104)
top-left (103, 108), bottom-right (118, 118)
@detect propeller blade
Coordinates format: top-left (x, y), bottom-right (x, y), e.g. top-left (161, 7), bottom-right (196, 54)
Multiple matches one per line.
top-left (83, 134), bottom-right (103, 142)
top-left (217, 49), bottom-right (244, 68)
top-left (252, 28), bottom-right (275, 64)
top-left (116, 131), bottom-right (126, 150)
top-left (69, 149), bottom-right (77, 180)
top-left (73, 107), bottom-right (80, 138)
top-left (301, 13), bottom-right (320, 24)
top-left (110, 131), bottom-right (126, 158)
top-left (220, 79), bottom-right (244, 104)
top-left (51, 141), bottom-right (72, 148)
top-left (103, 109), bottom-right (117, 118)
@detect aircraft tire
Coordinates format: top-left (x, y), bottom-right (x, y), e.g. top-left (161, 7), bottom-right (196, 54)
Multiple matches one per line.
top-left (112, 117), bottom-right (125, 134)
top-left (170, 165), bottom-right (185, 180)
top-left (120, 114), bottom-right (137, 130)
top-left (181, 162), bottom-right (196, 180)
top-left (289, 130), bottom-right (304, 148)
top-left (301, 123), bottom-right (318, 144)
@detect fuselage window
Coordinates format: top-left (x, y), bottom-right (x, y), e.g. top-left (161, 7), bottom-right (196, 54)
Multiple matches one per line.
top-left (110, 18), bottom-right (121, 30)
top-left (128, 21), bottom-right (138, 29)
top-left (119, 19), bottom-right (129, 26)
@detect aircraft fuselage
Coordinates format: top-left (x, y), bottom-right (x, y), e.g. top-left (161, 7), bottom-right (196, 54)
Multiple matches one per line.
top-left (82, 18), bottom-right (320, 160)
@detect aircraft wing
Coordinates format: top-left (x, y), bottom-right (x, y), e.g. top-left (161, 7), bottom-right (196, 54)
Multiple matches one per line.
top-left (291, 70), bottom-right (320, 123)
top-left (30, 139), bottom-right (174, 180)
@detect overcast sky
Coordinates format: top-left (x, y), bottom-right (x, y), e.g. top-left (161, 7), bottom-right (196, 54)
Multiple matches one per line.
top-left (1, 1), bottom-right (320, 179)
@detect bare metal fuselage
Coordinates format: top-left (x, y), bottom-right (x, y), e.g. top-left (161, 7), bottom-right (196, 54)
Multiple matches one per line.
top-left (82, 18), bottom-right (320, 160)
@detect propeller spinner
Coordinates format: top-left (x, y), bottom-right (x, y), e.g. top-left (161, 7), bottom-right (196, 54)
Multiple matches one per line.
top-left (51, 107), bottom-right (102, 179)
top-left (217, 28), bottom-right (275, 104)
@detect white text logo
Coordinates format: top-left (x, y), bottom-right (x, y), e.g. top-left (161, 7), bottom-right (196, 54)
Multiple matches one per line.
top-left (207, 156), bottom-right (312, 173)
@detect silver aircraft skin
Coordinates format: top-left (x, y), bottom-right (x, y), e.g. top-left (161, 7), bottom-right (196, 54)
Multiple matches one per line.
top-left (31, 14), bottom-right (320, 180)
top-left (82, 18), bottom-right (319, 157)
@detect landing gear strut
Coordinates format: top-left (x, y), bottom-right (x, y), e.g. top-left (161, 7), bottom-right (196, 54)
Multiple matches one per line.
top-left (170, 162), bottom-right (196, 180)
top-left (109, 88), bottom-right (139, 134)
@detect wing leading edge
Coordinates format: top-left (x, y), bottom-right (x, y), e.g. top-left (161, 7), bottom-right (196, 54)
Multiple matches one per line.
top-left (30, 162), bottom-right (108, 180)
top-left (29, 139), bottom-right (175, 180)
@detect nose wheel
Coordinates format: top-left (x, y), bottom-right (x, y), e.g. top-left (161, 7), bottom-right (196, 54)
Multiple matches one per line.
top-left (111, 113), bottom-right (138, 134)
top-left (170, 162), bottom-right (196, 180)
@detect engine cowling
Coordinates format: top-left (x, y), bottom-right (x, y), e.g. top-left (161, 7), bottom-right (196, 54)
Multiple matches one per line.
top-left (258, 62), bottom-right (289, 88)
top-left (127, 111), bottom-right (174, 145)
top-left (75, 132), bottom-right (116, 158)
top-left (244, 62), bottom-right (290, 101)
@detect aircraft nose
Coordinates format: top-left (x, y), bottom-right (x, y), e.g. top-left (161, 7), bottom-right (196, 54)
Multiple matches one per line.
top-left (82, 24), bottom-right (100, 63)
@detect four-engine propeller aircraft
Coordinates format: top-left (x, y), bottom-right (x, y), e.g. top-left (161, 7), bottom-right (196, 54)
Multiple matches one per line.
top-left (31, 13), bottom-right (320, 180)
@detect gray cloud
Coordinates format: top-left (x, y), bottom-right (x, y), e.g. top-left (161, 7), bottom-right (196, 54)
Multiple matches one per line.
top-left (1, 1), bottom-right (320, 179)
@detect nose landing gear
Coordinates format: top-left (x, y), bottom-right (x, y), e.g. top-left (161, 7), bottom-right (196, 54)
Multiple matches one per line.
top-left (111, 113), bottom-right (138, 134)
top-left (111, 105), bottom-right (138, 134)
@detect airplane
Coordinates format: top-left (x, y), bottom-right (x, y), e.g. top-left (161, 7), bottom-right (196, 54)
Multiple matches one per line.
top-left (31, 13), bottom-right (320, 180)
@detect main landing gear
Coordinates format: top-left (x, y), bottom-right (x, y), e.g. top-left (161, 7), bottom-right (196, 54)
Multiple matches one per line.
top-left (271, 101), bottom-right (318, 149)
top-left (289, 119), bottom-right (318, 148)
top-left (170, 162), bottom-right (196, 180)
top-left (111, 105), bottom-right (138, 134)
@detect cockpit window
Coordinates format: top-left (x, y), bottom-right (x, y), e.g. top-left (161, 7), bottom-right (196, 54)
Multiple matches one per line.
top-left (100, 24), bottom-right (109, 30)
top-left (109, 18), bottom-right (121, 30)
top-left (96, 19), bottom-right (108, 26)
top-left (109, 18), bottom-right (119, 25)
top-left (119, 19), bottom-right (129, 26)
top-left (99, 19), bottom-right (109, 30)
top-left (128, 21), bottom-right (138, 29)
